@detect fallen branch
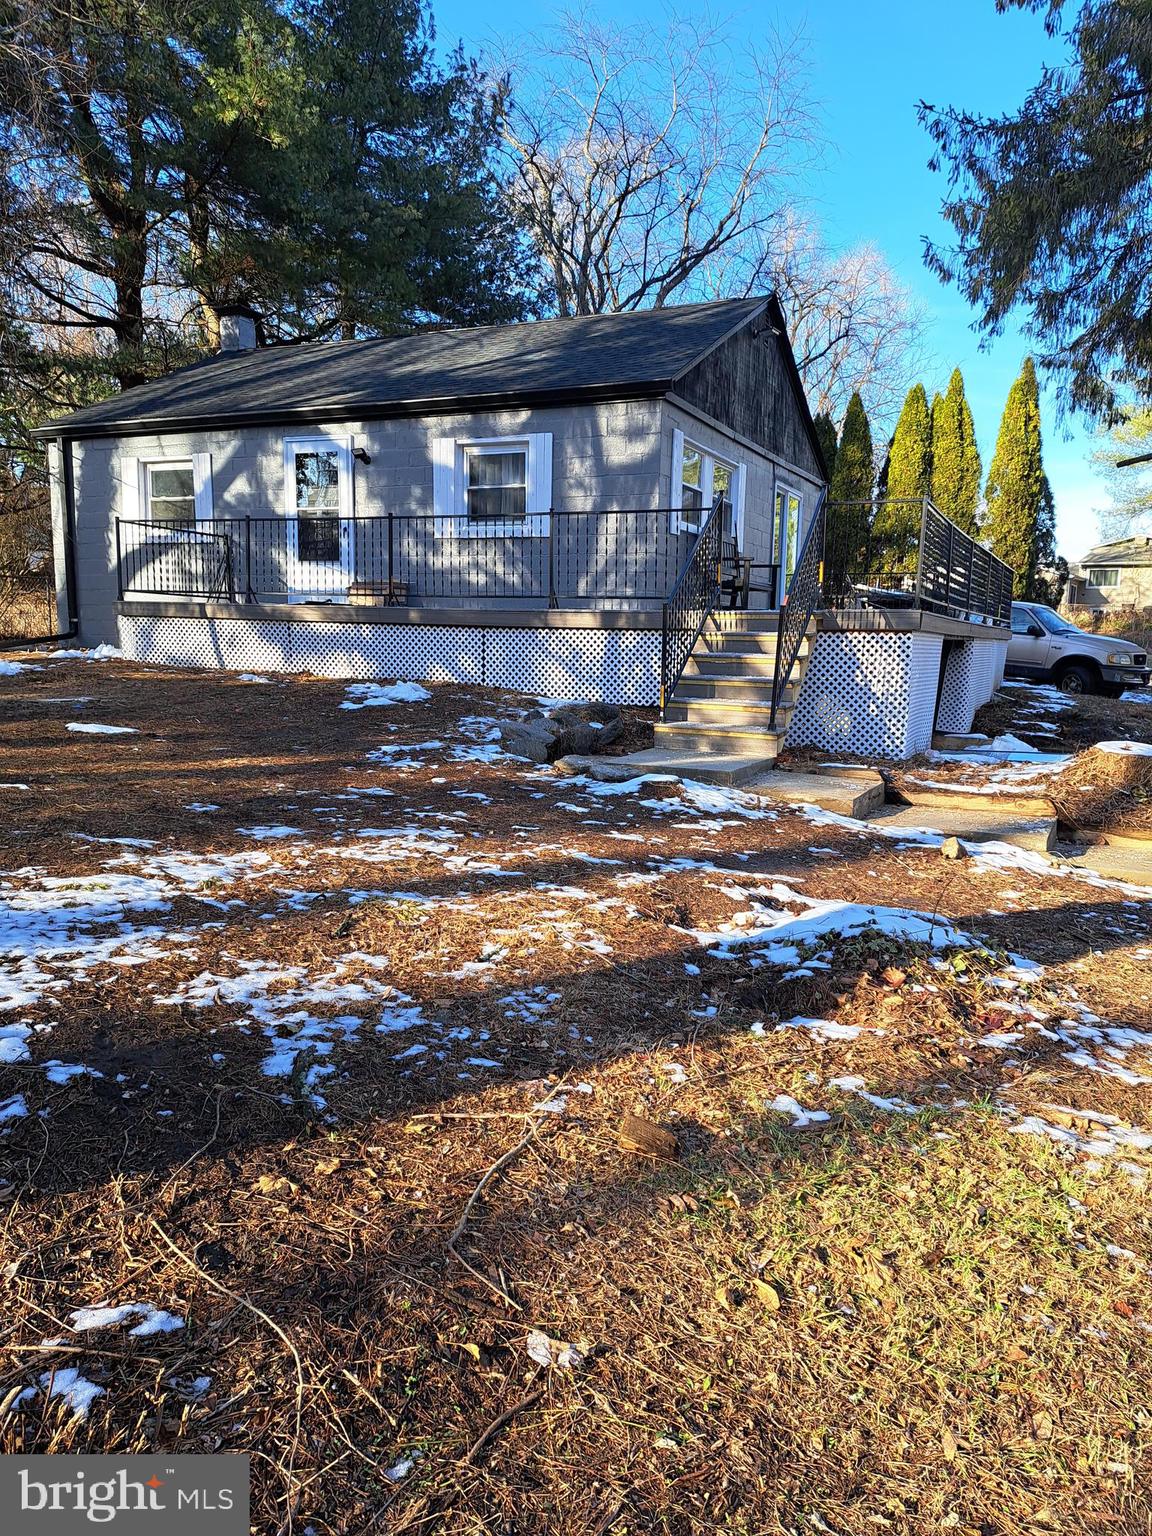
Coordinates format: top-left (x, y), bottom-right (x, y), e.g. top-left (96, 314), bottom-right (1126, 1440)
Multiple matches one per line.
top-left (445, 1113), bottom-right (557, 1311)
top-left (457, 1375), bottom-right (546, 1465)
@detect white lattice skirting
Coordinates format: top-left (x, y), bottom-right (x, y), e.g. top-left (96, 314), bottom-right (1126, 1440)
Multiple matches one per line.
top-left (786, 631), bottom-right (945, 759)
top-left (116, 614), bottom-right (662, 706)
top-left (936, 639), bottom-right (1009, 734)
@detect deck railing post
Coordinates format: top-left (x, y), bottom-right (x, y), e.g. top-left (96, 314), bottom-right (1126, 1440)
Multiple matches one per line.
top-left (386, 508), bottom-right (395, 600)
top-left (915, 497), bottom-right (930, 610)
top-left (114, 519), bottom-right (124, 600)
top-left (244, 516), bottom-right (254, 603)
top-left (547, 508), bottom-right (558, 608)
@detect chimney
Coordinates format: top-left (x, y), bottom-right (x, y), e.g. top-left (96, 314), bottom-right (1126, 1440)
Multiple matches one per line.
top-left (217, 304), bottom-right (259, 353)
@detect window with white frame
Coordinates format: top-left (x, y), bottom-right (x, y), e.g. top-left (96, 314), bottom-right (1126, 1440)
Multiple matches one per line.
top-left (671, 430), bottom-right (744, 540)
top-left (129, 452), bottom-right (213, 524)
top-left (144, 462), bottom-right (195, 522)
top-left (1087, 567), bottom-right (1119, 587)
top-left (465, 444), bottom-right (527, 521)
top-left (283, 436), bottom-right (352, 565)
top-left (432, 433), bottom-right (552, 535)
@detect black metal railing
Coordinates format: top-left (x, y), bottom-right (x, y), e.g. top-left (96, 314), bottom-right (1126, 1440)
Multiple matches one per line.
top-left (115, 509), bottom-right (702, 609)
top-left (770, 489), bottom-right (827, 727)
top-left (659, 494), bottom-right (725, 717)
top-left (824, 497), bottom-right (1012, 626)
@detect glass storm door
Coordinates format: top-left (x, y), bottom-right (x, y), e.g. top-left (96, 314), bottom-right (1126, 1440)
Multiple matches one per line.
top-left (282, 438), bottom-right (354, 598)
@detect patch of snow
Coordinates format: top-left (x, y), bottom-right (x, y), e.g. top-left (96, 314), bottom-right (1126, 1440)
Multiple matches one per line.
top-left (1096, 739), bottom-right (1152, 757)
top-left (769, 1093), bottom-right (830, 1127)
top-left (341, 680), bottom-right (431, 709)
top-left (778, 1016), bottom-right (862, 1042)
top-left (0, 659), bottom-right (41, 675)
top-left (384, 1450), bottom-right (422, 1483)
top-left (68, 1302), bottom-right (184, 1337)
top-left (236, 673), bottom-right (273, 683)
top-left (0, 1093), bottom-right (29, 1125)
top-left (45, 644), bottom-right (124, 660)
top-left (66, 722), bottom-right (138, 736)
top-left (30, 1367), bottom-right (106, 1419)
top-left (236, 825), bottom-right (305, 840)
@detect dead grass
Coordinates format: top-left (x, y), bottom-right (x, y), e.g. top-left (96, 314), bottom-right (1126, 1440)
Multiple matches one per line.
top-left (0, 657), bottom-right (1150, 1535)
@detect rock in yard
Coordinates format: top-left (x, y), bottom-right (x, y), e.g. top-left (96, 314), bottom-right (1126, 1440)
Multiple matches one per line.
top-left (499, 702), bottom-right (624, 763)
top-left (617, 1113), bottom-right (679, 1161)
top-left (940, 836), bottom-right (969, 860)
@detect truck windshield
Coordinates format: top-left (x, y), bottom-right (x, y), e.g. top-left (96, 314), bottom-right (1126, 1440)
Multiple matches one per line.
top-left (1031, 605), bottom-right (1078, 635)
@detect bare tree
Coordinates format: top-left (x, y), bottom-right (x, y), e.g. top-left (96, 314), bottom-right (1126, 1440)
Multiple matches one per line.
top-left (500, 9), bottom-right (927, 432)
top-left (772, 224), bottom-right (930, 430)
top-left (499, 9), bottom-right (817, 315)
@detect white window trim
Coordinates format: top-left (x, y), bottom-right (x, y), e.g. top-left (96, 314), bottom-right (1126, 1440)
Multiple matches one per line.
top-left (432, 432), bottom-right (552, 538)
top-left (282, 433), bottom-right (354, 524)
top-left (670, 430), bottom-right (745, 540)
top-left (125, 452), bottom-right (213, 522)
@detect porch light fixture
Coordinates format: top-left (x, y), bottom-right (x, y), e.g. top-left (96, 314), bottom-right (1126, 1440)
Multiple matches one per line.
top-left (353, 447), bottom-right (372, 465)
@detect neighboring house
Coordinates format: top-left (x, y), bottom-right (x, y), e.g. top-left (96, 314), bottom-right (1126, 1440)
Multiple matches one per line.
top-left (1065, 537), bottom-right (1152, 613)
top-left (34, 298), bottom-right (1013, 761)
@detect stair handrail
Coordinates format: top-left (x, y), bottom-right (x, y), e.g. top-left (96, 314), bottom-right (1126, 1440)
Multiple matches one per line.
top-left (769, 488), bottom-right (827, 728)
top-left (659, 493), bottom-right (725, 718)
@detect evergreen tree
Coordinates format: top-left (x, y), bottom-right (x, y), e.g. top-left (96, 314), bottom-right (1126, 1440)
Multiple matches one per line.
top-left (827, 392), bottom-right (874, 594)
top-left (984, 358), bottom-right (1044, 597)
top-left (921, 2), bottom-right (1152, 420)
top-left (813, 411), bottom-right (838, 482)
top-left (1029, 473), bottom-right (1067, 604)
top-left (0, 0), bottom-right (533, 407)
top-left (873, 383), bottom-right (931, 570)
top-left (930, 367), bottom-right (981, 534)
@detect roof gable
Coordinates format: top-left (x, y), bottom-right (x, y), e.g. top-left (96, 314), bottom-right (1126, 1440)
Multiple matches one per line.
top-left (1079, 536), bottom-right (1152, 568)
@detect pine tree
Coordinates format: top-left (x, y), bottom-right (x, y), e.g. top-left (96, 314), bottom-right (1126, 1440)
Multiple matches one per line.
top-left (873, 383), bottom-right (931, 570)
top-left (813, 412), bottom-right (838, 482)
top-left (827, 392), bottom-right (874, 594)
top-left (930, 368), bottom-right (981, 534)
top-left (984, 358), bottom-right (1044, 597)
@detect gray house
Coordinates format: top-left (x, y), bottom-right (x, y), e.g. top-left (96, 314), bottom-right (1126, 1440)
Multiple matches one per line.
top-left (36, 297), bottom-right (1013, 761)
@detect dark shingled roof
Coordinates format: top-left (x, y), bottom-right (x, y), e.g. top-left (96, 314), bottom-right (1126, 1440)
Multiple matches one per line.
top-left (34, 298), bottom-right (768, 438)
top-left (1078, 536), bottom-right (1152, 568)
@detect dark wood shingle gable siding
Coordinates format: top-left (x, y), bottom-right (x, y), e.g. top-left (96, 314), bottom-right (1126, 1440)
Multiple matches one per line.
top-left (672, 319), bottom-right (823, 480)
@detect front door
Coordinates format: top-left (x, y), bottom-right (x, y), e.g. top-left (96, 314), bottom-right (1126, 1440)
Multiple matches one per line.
top-left (281, 437), bottom-right (355, 599)
top-left (774, 485), bottom-right (802, 606)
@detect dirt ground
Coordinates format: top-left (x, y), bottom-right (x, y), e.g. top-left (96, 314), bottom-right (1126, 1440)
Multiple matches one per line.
top-left (1, 653), bottom-right (1151, 1536)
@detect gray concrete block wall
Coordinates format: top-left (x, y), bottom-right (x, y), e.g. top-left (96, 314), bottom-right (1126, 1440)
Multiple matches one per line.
top-left (68, 400), bottom-right (669, 644)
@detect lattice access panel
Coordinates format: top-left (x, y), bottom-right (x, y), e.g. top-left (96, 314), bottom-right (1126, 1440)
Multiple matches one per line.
top-left (936, 640), bottom-right (1009, 734)
top-left (787, 631), bottom-right (944, 759)
top-left (117, 615), bottom-right (661, 706)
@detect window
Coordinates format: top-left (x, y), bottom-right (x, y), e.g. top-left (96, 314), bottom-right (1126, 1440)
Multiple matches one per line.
top-left (1087, 567), bottom-right (1119, 587)
top-left (465, 445), bottom-right (527, 522)
top-left (145, 462), bottom-right (195, 522)
top-left (680, 447), bottom-right (705, 522)
top-left (671, 431), bottom-right (744, 539)
top-left (283, 436), bottom-right (352, 566)
top-left (432, 434), bottom-right (552, 536)
top-left (130, 453), bottom-right (212, 524)
top-left (1011, 606), bottom-right (1036, 635)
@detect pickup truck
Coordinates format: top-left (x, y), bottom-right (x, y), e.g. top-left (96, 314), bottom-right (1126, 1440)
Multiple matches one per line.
top-left (1006, 602), bottom-right (1150, 696)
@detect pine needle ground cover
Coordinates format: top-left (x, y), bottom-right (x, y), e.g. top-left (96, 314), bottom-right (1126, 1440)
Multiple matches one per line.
top-left (1, 656), bottom-right (1150, 1535)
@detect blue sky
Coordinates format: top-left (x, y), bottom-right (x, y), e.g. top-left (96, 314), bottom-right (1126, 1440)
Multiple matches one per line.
top-left (432, 0), bottom-right (1106, 559)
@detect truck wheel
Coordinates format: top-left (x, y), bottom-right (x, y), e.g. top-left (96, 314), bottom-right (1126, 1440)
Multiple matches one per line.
top-left (1054, 662), bottom-right (1096, 695)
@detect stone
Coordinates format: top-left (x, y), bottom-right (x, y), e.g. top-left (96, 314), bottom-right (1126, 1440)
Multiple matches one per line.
top-left (498, 716), bottom-right (562, 764)
top-left (940, 836), bottom-right (969, 860)
top-left (499, 702), bottom-right (624, 763)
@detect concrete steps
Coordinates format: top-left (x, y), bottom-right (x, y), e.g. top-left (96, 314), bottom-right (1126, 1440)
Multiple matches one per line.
top-left (745, 769), bottom-right (886, 819)
top-left (869, 803), bottom-right (1059, 854)
top-left (658, 612), bottom-right (816, 764)
top-left (555, 748), bottom-right (777, 787)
